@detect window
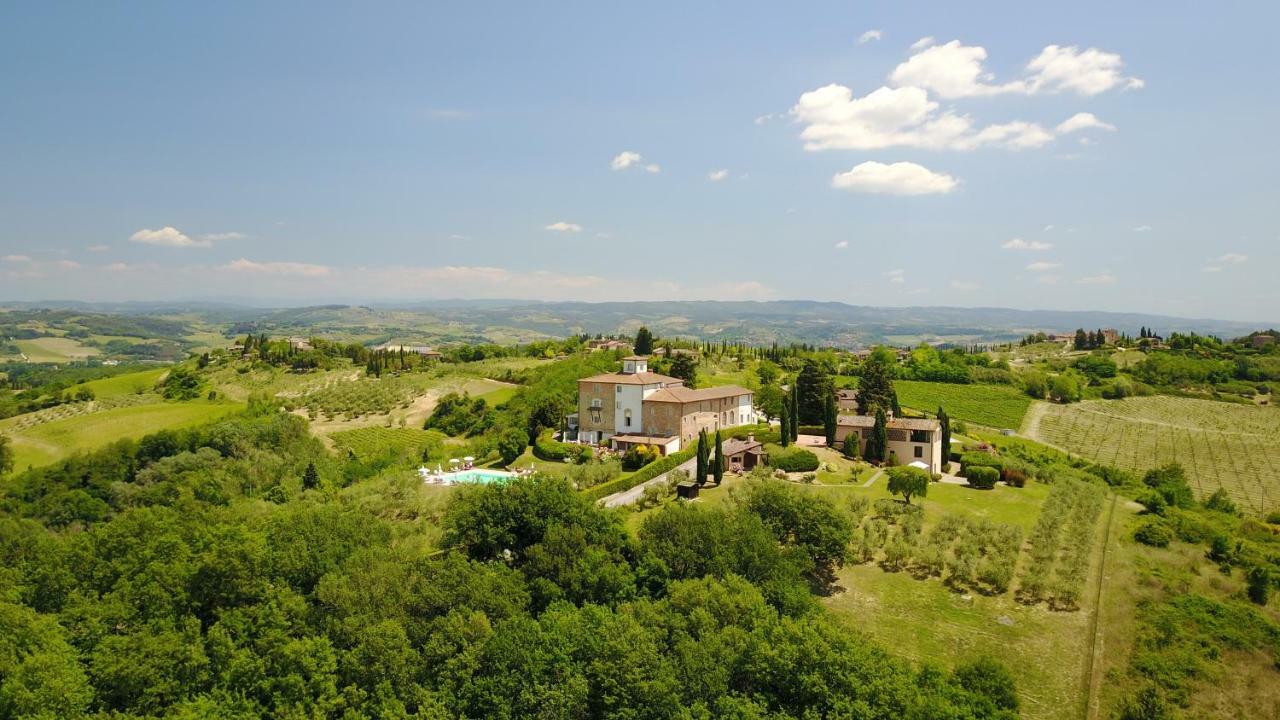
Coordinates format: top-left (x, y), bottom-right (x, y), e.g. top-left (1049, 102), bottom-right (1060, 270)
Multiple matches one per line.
top-left (910, 429), bottom-right (930, 443)
top-left (591, 399), bottom-right (602, 409)
top-left (624, 409), bottom-right (632, 427)
top-left (914, 446), bottom-right (923, 458)
top-left (729, 411), bottom-right (734, 424)
top-left (616, 385), bottom-right (622, 394)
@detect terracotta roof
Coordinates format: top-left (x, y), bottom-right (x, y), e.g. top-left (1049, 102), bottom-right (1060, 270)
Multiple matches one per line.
top-left (837, 414), bottom-right (940, 432)
top-left (622, 355), bottom-right (649, 361)
top-left (579, 371), bottom-right (682, 386)
top-left (644, 385), bottom-right (753, 403)
top-left (722, 438), bottom-right (764, 456)
top-left (611, 434), bottom-right (678, 445)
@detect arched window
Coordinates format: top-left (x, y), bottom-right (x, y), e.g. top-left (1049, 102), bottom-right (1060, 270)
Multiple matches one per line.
top-left (624, 408), bottom-right (633, 427)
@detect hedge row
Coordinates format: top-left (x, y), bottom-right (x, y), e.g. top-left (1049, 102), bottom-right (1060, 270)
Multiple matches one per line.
top-left (582, 446), bottom-right (698, 502)
top-left (533, 432), bottom-right (592, 463)
top-left (768, 446), bottom-right (820, 473)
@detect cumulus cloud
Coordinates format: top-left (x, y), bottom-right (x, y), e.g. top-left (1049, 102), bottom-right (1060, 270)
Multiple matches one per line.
top-left (1025, 45), bottom-right (1144, 95)
top-left (129, 226), bottom-right (210, 248)
top-left (1, 254), bottom-right (32, 262)
top-left (1076, 273), bottom-right (1117, 285)
top-left (888, 40), bottom-right (1142, 99)
top-left (1056, 112), bottom-right (1117, 134)
top-left (910, 36), bottom-right (935, 51)
top-left (1025, 261), bottom-right (1062, 271)
top-left (610, 151), bottom-right (644, 170)
top-left (222, 258), bottom-right (332, 277)
top-left (792, 84), bottom-right (1054, 151)
top-left (1002, 238), bottom-right (1053, 251)
top-left (708, 169), bottom-right (730, 182)
top-left (544, 221), bottom-right (583, 233)
top-left (858, 29), bottom-right (882, 44)
top-left (834, 240), bottom-right (849, 249)
top-left (883, 269), bottom-right (906, 284)
top-left (831, 161), bottom-right (958, 195)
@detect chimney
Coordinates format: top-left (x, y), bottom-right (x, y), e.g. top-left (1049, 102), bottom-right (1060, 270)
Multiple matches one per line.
top-left (747, 434), bottom-right (755, 443)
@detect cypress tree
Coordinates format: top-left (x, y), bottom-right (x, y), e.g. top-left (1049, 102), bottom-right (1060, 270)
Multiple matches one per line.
top-left (302, 461), bottom-right (319, 490)
top-left (695, 429), bottom-right (709, 484)
top-left (938, 406), bottom-right (951, 472)
top-left (713, 430), bottom-right (724, 485)
top-left (868, 408), bottom-right (888, 464)
top-left (823, 393), bottom-right (837, 447)
top-left (780, 407), bottom-right (791, 448)
top-left (790, 383), bottom-right (800, 441)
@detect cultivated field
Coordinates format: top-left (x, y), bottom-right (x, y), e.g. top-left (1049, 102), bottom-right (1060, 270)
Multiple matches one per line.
top-left (0, 399), bottom-right (242, 470)
top-left (330, 426), bottom-right (455, 461)
top-left (896, 380), bottom-right (1032, 429)
top-left (14, 336), bottom-right (100, 362)
top-left (1026, 396), bottom-right (1280, 514)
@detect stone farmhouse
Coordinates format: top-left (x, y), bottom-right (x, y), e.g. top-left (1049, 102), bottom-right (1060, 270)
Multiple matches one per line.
top-left (570, 356), bottom-right (755, 455)
top-left (834, 413), bottom-right (944, 474)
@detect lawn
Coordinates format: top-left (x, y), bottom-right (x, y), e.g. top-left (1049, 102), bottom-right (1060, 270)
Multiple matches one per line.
top-left (329, 426), bottom-right (455, 462)
top-left (0, 399), bottom-right (242, 471)
top-left (78, 367), bottom-right (168, 398)
top-left (895, 380), bottom-right (1032, 430)
top-left (14, 337), bottom-right (100, 362)
top-left (1026, 396), bottom-right (1280, 514)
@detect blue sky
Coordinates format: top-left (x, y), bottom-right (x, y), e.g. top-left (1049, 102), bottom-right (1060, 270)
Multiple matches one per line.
top-left (1, 1), bottom-right (1277, 322)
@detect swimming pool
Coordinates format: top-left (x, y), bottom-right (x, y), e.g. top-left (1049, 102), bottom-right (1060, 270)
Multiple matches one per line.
top-left (419, 467), bottom-right (515, 485)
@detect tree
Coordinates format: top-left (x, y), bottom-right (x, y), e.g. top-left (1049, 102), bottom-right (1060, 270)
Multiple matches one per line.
top-left (756, 384), bottom-right (784, 421)
top-left (779, 405), bottom-right (791, 448)
top-left (789, 383), bottom-right (800, 441)
top-left (822, 393), bottom-right (837, 447)
top-left (302, 461), bottom-right (319, 490)
top-left (634, 326), bottom-right (653, 355)
top-left (795, 359), bottom-right (832, 425)
top-left (937, 406), bottom-right (951, 471)
top-left (755, 361), bottom-right (779, 386)
top-left (1074, 328), bottom-right (1088, 350)
top-left (713, 430), bottom-right (724, 485)
top-left (0, 433), bottom-right (12, 477)
top-left (953, 656), bottom-right (1019, 713)
top-left (865, 408), bottom-right (888, 464)
top-left (695, 429), bottom-right (709, 484)
top-left (1049, 372), bottom-right (1083, 403)
top-left (856, 356), bottom-right (896, 416)
top-left (669, 354), bottom-right (698, 386)
top-left (1246, 565), bottom-right (1271, 606)
top-left (886, 466), bottom-right (929, 504)
top-left (841, 433), bottom-right (859, 459)
top-left (496, 427), bottom-right (528, 466)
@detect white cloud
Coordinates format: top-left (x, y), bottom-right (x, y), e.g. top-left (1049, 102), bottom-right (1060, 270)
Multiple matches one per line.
top-left (644, 163), bottom-right (661, 174)
top-left (544, 221), bottom-right (583, 233)
top-left (708, 169), bottom-right (730, 182)
top-left (909, 36), bottom-right (935, 51)
top-left (105, 262), bottom-right (129, 272)
top-left (1025, 261), bottom-right (1062, 271)
top-left (55, 260), bottom-right (82, 270)
top-left (858, 29), bottom-right (882, 44)
top-left (834, 240), bottom-right (849, 249)
top-left (1002, 238), bottom-right (1053, 251)
top-left (1043, 224), bottom-right (1056, 232)
top-left (1216, 252), bottom-right (1248, 264)
top-left (202, 232), bottom-right (246, 242)
top-left (792, 84), bottom-right (1053, 151)
top-left (86, 244), bottom-right (109, 252)
top-left (610, 151), bottom-right (643, 171)
top-left (1132, 225), bottom-right (1152, 232)
top-left (129, 226), bottom-right (210, 248)
top-left (222, 258), bottom-right (332, 277)
top-left (1, 254), bottom-right (32, 262)
top-left (754, 113), bottom-right (781, 125)
top-left (883, 268), bottom-right (906, 284)
top-left (831, 161), bottom-right (958, 195)
top-left (890, 40), bottom-right (1027, 98)
top-left (950, 280), bottom-right (980, 291)
top-left (1202, 265), bottom-right (1222, 273)
top-left (1025, 45), bottom-right (1144, 96)
top-left (1076, 273), bottom-right (1117, 285)
top-left (1056, 112), bottom-right (1117, 134)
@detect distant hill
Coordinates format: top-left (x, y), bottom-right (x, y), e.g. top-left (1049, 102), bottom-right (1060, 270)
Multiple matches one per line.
top-left (3, 299), bottom-right (1272, 347)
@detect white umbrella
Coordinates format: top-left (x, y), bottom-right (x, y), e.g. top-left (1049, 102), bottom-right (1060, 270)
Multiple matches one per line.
top-left (449, 458), bottom-right (460, 465)
top-left (908, 460), bottom-right (930, 471)
top-left (463, 456), bottom-right (474, 462)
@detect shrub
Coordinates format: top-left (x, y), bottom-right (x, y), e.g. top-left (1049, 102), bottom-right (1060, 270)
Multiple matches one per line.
top-left (1133, 520), bottom-right (1172, 548)
top-left (496, 427), bottom-right (527, 466)
top-left (965, 466), bottom-right (999, 490)
top-left (581, 446), bottom-right (697, 501)
top-left (886, 466), bottom-right (930, 504)
top-left (1002, 468), bottom-right (1027, 488)
top-left (1246, 565), bottom-right (1271, 606)
top-left (1137, 490), bottom-right (1167, 516)
top-left (768, 447), bottom-right (820, 473)
top-left (621, 444), bottom-right (661, 471)
top-left (1202, 488), bottom-right (1239, 516)
top-left (533, 432), bottom-right (591, 463)
top-left (960, 452), bottom-right (1003, 475)
top-left (1267, 510), bottom-right (1280, 525)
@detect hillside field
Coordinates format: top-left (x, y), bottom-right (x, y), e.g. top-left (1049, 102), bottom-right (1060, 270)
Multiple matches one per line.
top-left (0, 399), bottom-right (241, 471)
top-left (1025, 396), bottom-right (1280, 514)
top-left (896, 380), bottom-right (1032, 429)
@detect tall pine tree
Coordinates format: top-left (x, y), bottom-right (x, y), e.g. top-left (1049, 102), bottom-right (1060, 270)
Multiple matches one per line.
top-left (937, 406), bottom-right (951, 472)
top-left (695, 429), bottom-right (709, 485)
top-left (823, 393), bottom-right (837, 447)
top-left (634, 326), bottom-right (654, 355)
top-left (867, 408), bottom-right (889, 464)
top-left (713, 430), bottom-right (724, 485)
top-left (780, 404), bottom-right (791, 447)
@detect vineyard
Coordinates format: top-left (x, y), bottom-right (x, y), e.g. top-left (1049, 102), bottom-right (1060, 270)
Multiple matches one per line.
top-left (895, 380), bottom-right (1032, 429)
top-left (1017, 478), bottom-right (1105, 609)
top-left (330, 427), bottom-right (454, 462)
top-left (1028, 396), bottom-right (1280, 514)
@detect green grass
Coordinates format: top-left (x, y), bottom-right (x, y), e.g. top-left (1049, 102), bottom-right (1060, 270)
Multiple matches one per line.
top-left (896, 380), bottom-right (1032, 429)
top-left (0, 400), bottom-right (242, 471)
top-left (14, 337), bottom-right (100, 362)
top-left (329, 426), bottom-right (453, 461)
top-left (77, 367), bottom-right (168, 399)
top-left (1027, 396), bottom-right (1280, 514)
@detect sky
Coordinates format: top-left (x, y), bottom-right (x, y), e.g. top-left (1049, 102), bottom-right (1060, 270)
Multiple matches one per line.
top-left (1, 1), bottom-right (1277, 322)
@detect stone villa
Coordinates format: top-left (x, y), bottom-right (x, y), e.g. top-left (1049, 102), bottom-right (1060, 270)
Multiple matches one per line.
top-left (834, 413), bottom-right (944, 474)
top-left (570, 356), bottom-right (755, 455)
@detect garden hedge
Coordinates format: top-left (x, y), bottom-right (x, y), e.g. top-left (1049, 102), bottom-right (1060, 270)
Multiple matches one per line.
top-left (533, 432), bottom-right (592, 463)
top-left (581, 446), bottom-right (697, 502)
top-left (965, 465), bottom-right (1000, 489)
top-left (768, 446), bottom-right (820, 473)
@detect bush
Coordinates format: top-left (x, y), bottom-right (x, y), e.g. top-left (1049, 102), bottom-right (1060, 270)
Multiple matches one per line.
top-left (1133, 520), bottom-right (1172, 547)
top-left (768, 446), bottom-right (820, 473)
top-left (1002, 468), bottom-right (1027, 488)
top-left (953, 656), bottom-right (1019, 712)
top-left (1202, 488), bottom-right (1239, 516)
top-left (621, 444), bottom-right (661, 471)
top-left (1267, 510), bottom-right (1280, 525)
top-left (1246, 565), bottom-right (1271, 606)
top-left (965, 466), bottom-right (999, 489)
top-left (496, 427), bottom-right (527, 466)
top-left (960, 452), bottom-right (1003, 475)
top-left (532, 432), bottom-right (591, 463)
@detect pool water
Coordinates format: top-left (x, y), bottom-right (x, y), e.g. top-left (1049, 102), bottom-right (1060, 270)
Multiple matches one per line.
top-left (446, 469), bottom-right (515, 484)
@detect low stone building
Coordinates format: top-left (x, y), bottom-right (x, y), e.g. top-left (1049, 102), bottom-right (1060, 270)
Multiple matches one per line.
top-left (834, 414), bottom-right (944, 474)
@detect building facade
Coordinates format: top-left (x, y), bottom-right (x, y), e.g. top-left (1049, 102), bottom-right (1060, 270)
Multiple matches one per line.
top-left (834, 414), bottom-right (944, 474)
top-left (574, 356), bottom-right (755, 453)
